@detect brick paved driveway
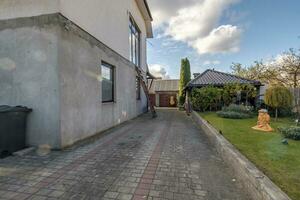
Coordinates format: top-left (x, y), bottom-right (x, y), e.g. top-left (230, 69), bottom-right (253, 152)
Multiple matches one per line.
top-left (0, 109), bottom-right (251, 200)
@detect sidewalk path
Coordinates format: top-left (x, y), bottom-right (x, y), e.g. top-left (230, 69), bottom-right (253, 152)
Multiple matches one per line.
top-left (0, 109), bottom-right (251, 200)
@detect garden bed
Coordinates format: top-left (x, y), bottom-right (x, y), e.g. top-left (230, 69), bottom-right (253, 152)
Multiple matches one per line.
top-left (199, 112), bottom-right (300, 200)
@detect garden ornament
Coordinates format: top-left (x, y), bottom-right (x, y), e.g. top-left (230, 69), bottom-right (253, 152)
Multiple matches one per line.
top-left (252, 109), bottom-right (273, 132)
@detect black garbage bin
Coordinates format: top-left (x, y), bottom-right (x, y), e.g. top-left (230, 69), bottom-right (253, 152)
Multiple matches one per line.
top-left (0, 105), bottom-right (32, 157)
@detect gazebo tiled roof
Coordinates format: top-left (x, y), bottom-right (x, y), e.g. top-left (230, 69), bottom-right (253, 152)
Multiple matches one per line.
top-left (187, 69), bottom-right (261, 88)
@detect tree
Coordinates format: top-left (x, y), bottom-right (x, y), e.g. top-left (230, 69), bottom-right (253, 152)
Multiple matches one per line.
top-left (273, 49), bottom-right (300, 88)
top-left (179, 58), bottom-right (191, 105)
top-left (264, 85), bottom-right (293, 120)
top-left (231, 49), bottom-right (300, 88)
top-left (231, 61), bottom-right (269, 83)
top-left (232, 49), bottom-right (300, 118)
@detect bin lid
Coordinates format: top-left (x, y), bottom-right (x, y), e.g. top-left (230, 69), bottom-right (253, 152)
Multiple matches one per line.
top-left (0, 105), bottom-right (32, 113)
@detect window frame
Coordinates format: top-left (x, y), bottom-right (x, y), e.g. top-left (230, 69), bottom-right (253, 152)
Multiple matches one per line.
top-left (129, 15), bottom-right (141, 67)
top-left (101, 61), bottom-right (115, 103)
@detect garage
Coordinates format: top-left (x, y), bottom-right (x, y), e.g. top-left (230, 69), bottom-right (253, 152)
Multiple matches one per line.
top-left (148, 79), bottom-right (179, 107)
top-left (159, 93), bottom-right (177, 107)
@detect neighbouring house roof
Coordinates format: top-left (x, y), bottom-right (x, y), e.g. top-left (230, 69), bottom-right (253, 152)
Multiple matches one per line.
top-left (135, 0), bottom-right (153, 38)
top-left (187, 69), bottom-right (261, 88)
top-left (149, 79), bottom-right (179, 93)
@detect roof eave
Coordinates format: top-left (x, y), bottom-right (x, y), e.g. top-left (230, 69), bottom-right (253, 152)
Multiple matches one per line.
top-left (147, 71), bottom-right (157, 79)
top-left (145, 20), bottom-right (153, 38)
top-left (188, 82), bottom-right (262, 88)
top-left (135, 0), bottom-right (153, 38)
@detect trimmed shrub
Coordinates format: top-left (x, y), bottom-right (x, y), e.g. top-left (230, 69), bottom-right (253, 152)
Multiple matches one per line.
top-left (217, 104), bottom-right (252, 119)
top-left (217, 111), bottom-right (251, 119)
top-left (191, 87), bottom-right (222, 111)
top-left (278, 126), bottom-right (300, 140)
top-left (268, 106), bottom-right (294, 118)
top-left (222, 104), bottom-right (252, 114)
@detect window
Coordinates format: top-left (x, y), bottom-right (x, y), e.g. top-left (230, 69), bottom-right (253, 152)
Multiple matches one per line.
top-left (136, 76), bottom-right (141, 100)
top-left (129, 16), bottom-right (140, 66)
top-left (101, 62), bottom-right (114, 102)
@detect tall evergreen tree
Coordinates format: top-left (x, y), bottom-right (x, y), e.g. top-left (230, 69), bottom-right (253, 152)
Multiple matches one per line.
top-left (179, 58), bottom-right (191, 105)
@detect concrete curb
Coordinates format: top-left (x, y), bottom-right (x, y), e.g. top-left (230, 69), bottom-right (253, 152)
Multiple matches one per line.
top-left (191, 111), bottom-right (291, 200)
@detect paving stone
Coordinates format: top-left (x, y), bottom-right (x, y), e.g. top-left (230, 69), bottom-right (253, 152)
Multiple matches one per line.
top-left (0, 110), bottom-right (250, 200)
top-left (117, 193), bottom-right (133, 200)
top-left (104, 191), bottom-right (119, 198)
top-left (28, 195), bottom-right (48, 200)
top-left (48, 190), bottom-right (65, 198)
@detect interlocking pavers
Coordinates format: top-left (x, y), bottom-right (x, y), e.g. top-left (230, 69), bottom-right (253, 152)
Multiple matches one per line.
top-left (0, 110), bottom-right (251, 200)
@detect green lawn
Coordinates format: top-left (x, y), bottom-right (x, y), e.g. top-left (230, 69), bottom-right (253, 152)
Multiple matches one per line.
top-left (199, 112), bottom-right (300, 200)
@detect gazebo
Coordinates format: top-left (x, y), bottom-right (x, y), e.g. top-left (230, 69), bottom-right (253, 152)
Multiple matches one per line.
top-left (186, 69), bottom-right (261, 89)
top-left (184, 69), bottom-right (262, 112)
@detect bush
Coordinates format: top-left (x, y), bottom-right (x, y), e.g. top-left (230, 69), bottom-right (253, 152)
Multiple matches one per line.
top-left (278, 126), bottom-right (300, 140)
top-left (222, 104), bottom-right (252, 114)
top-left (268, 106), bottom-right (294, 118)
top-left (217, 104), bottom-right (253, 119)
top-left (217, 111), bottom-right (251, 119)
top-left (191, 87), bottom-right (222, 111)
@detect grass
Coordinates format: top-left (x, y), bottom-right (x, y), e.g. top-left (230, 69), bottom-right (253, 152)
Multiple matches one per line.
top-left (199, 112), bottom-right (300, 200)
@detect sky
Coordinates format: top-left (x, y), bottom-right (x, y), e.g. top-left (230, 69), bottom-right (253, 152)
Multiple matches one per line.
top-left (146, 0), bottom-right (300, 79)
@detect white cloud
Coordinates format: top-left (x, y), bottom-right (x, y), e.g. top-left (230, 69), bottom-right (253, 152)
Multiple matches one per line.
top-left (149, 64), bottom-right (170, 79)
top-left (193, 25), bottom-right (242, 54)
top-left (203, 60), bottom-right (221, 65)
top-left (149, 0), bottom-right (199, 27)
top-left (165, 0), bottom-right (238, 41)
top-left (148, 0), bottom-right (242, 55)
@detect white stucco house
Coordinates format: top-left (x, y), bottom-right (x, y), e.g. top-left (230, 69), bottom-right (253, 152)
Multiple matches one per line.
top-left (0, 0), bottom-right (153, 149)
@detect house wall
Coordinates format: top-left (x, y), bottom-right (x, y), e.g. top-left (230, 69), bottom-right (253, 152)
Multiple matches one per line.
top-left (57, 15), bottom-right (147, 147)
top-left (0, 14), bottom-right (147, 149)
top-left (0, 0), bottom-right (149, 73)
top-left (59, 0), bottom-right (148, 72)
top-left (0, 15), bottom-right (61, 148)
top-left (0, 0), bottom-right (59, 20)
top-left (259, 85), bottom-right (268, 100)
top-left (0, 0), bottom-right (150, 148)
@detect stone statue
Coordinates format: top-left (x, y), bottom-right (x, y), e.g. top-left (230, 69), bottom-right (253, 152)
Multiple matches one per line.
top-left (252, 109), bottom-right (273, 132)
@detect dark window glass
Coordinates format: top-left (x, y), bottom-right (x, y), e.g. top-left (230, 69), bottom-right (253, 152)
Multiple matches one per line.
top-left (129, 17), bottom-right (140, 66)
top-left (101, 62), bottom-right (114, 102)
